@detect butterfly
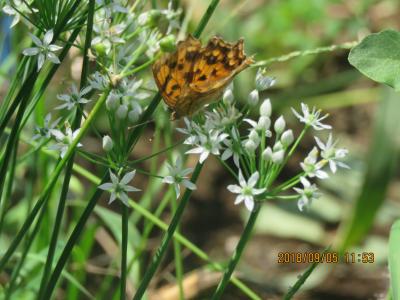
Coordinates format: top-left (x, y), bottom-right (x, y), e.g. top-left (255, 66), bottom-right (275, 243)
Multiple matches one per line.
top-left (152, 35), bottom-right (254, 119)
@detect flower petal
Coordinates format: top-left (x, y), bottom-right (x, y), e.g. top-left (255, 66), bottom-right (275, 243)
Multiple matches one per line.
top-left (121, 170), bottom-right (136, 185)
top-left (244, 196), bottom-right (254, 211)
top-left (227, 184), bottom-right (241, 194)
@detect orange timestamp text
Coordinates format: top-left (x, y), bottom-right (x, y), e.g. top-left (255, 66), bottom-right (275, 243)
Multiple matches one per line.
top-left (277, 251), bottom-right (375, 264)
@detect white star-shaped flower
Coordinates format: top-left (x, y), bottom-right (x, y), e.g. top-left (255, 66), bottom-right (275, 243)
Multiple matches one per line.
top-left (315, 134), bottom-right (349, 173)
top-left (162, 157), bottom-right (196, 198)
top-left (291, 103), bottom-right (332, 131)
top-left (227, 171), bottom-right (266, 212)
top-left (99, 170), bottom-right (141, 206)
top-left (22, 30), bottom-right (62, 71)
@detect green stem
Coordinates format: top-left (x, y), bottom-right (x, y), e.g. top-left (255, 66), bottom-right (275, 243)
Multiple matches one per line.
top-left (4, 203), bottom-right (47, 299)
top-left (0, 73), bottom-right (36, 204)
top-left (36, 1), bottom-right (95, 297)
top-left (0, 144), bottom-right (17, 236)
top-left (192, 0), bottom-right (220, 39)
top-left (211, 204), bottom-right (261, 299)
top-left (251, 41), bottom-right (358, 68)
top-left (0, 90), bottom-right (110, 272)
top-left (42, 173), bottom-right (109, 300)
top-left (132, 163), bottom-right (203, 300)
top-left (120, 204), bottom-right (128, 300)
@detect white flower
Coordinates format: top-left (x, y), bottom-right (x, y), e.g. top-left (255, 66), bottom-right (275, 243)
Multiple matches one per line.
top-left (88, 72), bottom-right (109, 91)
top-left (227, 171), bottom-right (266, 211)
top-left (92, 21), bottom-right (126, 54)
top-left (177, 118), bottom-right (202, 146)
top-left (162, 157), bottom-right (196, 198)
top-left (248, 89), bottom-right (259, 106)
top-left (300, 147), bottom-right (329, 179)
top-left (23, 30), bottom-right (62, 71)
top-left (255, 69), bottom-right (276, 91)
top-left (55, 84), bottom-right (92, 110)
top-left (281, 129), bottom-right (294, 147)
top-left (244, 117), bottom-right (271, 137)
top-left (262, 147), bottom-right (273, 161)
top-left (32, 113), bottom-right (61, 140)
top-left (96, 0), bottom-right (128, 17)
top-left (274, 116), bottom-right (286, 134)
top-left (99, 170), bottom-right (141, 206)
top-left (223, 89), bottom-right (234, 104)
top-left (260, 98), bottom-right (272, 117)
top-left (293, 177), bottom-right (320, 211)
top-left (102, 135), bottom-right (113, 152)
top-left (221, 128), bottom-right (242, 167)
top-left (204, 105), bottom-right (242, 130)
top-left (106, 91), bottom-right (120, 110)
top-left (143, 30), bottom-right (161, 58)
top-left (291, 103), bottom-right (332, 131)
top-left (49, 127), bottom-right (82, 158)
top-left (116, 104), bottom-right (128, 119)
top-left (186, 131), bottom-right (228, 163)
top-left (272, 149), bottom-right (285, 164)
top-left (315, 134), bottom-right (349, 173)
top-left (2, 0), bottom-right (36, 27)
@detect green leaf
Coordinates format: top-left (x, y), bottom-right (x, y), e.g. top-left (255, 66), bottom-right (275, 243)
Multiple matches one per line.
top-left (389, 219), bottom-right (400, 300)
top-left (337, 86), bottom-right (400, 252)
top-left (348, 29), bottom-right (400, 91)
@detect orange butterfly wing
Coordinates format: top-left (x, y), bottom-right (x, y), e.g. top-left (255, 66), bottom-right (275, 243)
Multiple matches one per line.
top-left (190, 37), bottom-right (253, 93)
top-left (152, 35), bottom-right (253, 118)
top-left (152, 35), bottom-right (201, 110)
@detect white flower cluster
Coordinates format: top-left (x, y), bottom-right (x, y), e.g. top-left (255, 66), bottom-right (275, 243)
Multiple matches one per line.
top-left (105, 78), bottom-right (149, 124)
top-left (176, 72), bottom-right (348, 212)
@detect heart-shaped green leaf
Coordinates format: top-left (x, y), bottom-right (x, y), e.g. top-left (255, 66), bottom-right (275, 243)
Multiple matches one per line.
top-left (349, 29), bottom-right (400, 91)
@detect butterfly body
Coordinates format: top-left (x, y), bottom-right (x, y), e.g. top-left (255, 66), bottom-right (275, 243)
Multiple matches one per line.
top-left (152, 35), bottom-right (253, 118)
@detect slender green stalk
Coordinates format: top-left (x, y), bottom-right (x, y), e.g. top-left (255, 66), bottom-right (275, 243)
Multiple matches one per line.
top-left (2, 129), bottom-right (261, 299)
top-left (0, 74), bottom-right (36, 203)
top-left (132, 163), bottom-right (203, 300)
top-left (120, 204), bottom-right (129, 300)
top-left (0, 90), bottom-right (110, 272)
top-left (0, 145), bottom-right (17, 235)
top-left (252, 41), bottom-right (358, 67)
top-left (211, 204), bottom-right (261, 299)
top-left (192, 0), bottom-right (220, 39)
top-left (172, 191), bottom-right (185, 300)
top-left (36, 2), bottom-right (95, 296)
top-left (4, 203), bottom-right (47, 299)
top-left (283, 247), bottom-right (330, 300)
top-left (42, 173), bottom-right (109, 299)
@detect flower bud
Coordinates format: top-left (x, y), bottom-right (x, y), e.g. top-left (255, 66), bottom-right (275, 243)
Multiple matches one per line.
top-left (248, 89), bottom-right (259, 106)
top-left (262, 147), bottom-right (273, 161)
top-left (274, 116), bottom-right (286, 134)
top-left (258, 116), bottom-right (271, 130)
top-left (223, 89), bottom-right (234, 105)
top-left (102, 135), bottom-right (113, 152)
top-left (272, 149), bottom-right (285, 164)
top-left (244, 139), bottom-right (257, 152)
top-left (273, 141), bottom-right (283, 152)
top-left (281, 129), bottom-right (294, 147)
top-left (138, 10), bottom-right (162, 27)
top-left (249, 129), bottom-right (259, 144)
top-left (93, 43), bottom-right (107, 57)
top-left (106, 92), bottom-right (119, 111)
top-left (255, 68), bottom-right (276, 91)
top-left (116, 104), bottom-right (128, 119)
top-left (159, 34), bottom-right (176, 53)
top-left (128, 109), bottom-right (140, 123)
top-left (260, 98), bottom-right (272, 117)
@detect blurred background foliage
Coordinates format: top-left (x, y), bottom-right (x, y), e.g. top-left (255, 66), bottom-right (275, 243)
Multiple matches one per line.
top-left (1, 0), bottom-right (400, 299)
